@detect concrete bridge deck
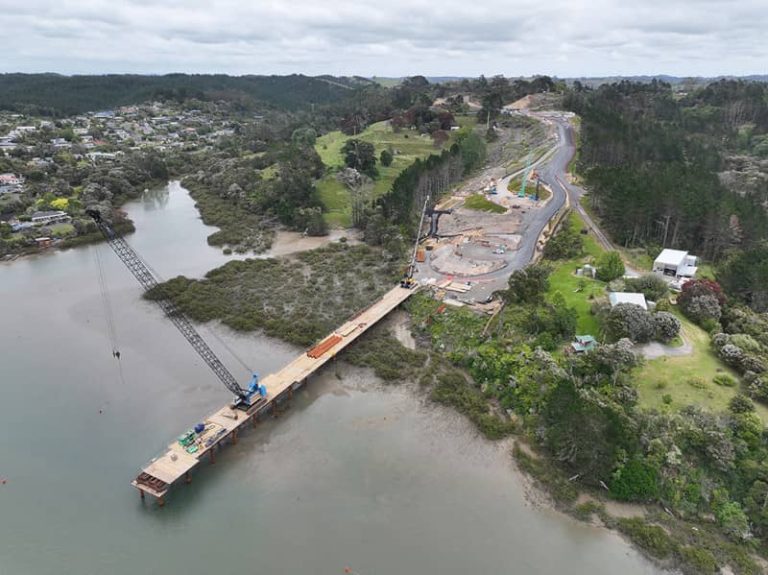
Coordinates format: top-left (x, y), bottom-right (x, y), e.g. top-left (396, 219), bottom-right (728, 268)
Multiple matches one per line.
top-left (132, 283), bottom-right (417, 504)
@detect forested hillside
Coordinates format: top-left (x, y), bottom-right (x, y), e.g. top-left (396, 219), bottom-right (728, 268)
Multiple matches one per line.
top-left (566, 80), bottom-right (768, 262)
top-left (0, 74), bottom-right (363, 116)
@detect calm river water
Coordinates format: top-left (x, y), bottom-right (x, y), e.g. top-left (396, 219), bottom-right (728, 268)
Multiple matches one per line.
top-left (0, 182), bottom-right (661, 574)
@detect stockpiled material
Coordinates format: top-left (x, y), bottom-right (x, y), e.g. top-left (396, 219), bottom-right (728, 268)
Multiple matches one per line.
top-left (307, 334), bottom-right (343, 359)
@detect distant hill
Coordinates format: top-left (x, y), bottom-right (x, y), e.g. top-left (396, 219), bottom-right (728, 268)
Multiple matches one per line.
top-left (370, 76), bottom-right (468, 87)
top-left (0, 73), bottom-right (359, 116)
top-left (563, 75), bottom-right (768, 88)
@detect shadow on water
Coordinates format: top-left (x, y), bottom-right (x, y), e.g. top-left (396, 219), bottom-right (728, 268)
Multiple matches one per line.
top-left (140, 184), bottom-right (170, 210)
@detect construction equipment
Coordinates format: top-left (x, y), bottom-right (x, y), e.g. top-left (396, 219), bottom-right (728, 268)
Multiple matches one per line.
top-left (401, 197), bottom-right (429, 288)
top-left (86, 208), bottom-right (265, 410)
top-left (519, 153), bottom-right (533, 198)
top-left (426, 207), bottom-right (452, 237)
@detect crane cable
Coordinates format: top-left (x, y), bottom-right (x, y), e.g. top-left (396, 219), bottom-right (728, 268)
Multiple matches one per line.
top-left (94, 245), bottom-right (126, 385)
top-left (132, 247), bottom-right (254, 377)
top-left (203, 324), bottom-right (254, 377)
top-left (94, 245), bottom-right (119, 355)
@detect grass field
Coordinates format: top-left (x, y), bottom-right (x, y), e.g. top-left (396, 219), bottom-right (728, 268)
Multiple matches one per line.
top-left (463, 193), bottom-right (506, 213)
top-left (50, 223), bottom-right (76, 237)
top-left (314, 119), bottom-right (469, 227)
top-left (634, 316), bottom-right (768, 419)
top-left (546, 211), bottom-right (607, 334)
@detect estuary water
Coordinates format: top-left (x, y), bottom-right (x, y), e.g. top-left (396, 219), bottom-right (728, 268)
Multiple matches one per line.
top-left (0, 181), bottom-right (661, 574)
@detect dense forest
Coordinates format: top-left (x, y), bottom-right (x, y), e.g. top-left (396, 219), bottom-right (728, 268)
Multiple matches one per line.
top-left (566, 80), bottom-right (768, 261)
top-left (0, 73), bottom-right (367, 116)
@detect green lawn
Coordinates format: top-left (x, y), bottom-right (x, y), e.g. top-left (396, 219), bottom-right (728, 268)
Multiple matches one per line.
top-left (316, 177), bottom-right (351, 227)
top-left (546, 211), bottom-right (607, 335)
top-left (634, 315), bottom-right (768, 419)
top-left (463, 193), bottom-right (506, 213)
top-left (314, 120), bottom-right (461, 227)
top-left (50, 223), bottom-right (76, 237)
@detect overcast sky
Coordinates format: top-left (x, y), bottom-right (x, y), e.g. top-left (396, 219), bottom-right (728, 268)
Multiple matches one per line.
top-left (0, 0), bottom-right (765, 77)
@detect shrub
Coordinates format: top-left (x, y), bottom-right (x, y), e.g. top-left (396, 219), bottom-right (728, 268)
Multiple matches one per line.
top-left (505, 264), bottom-right (551, 304)
top-left (730, 333), bottom-right (762, 354)
top-left (717, 343), bottom-right (745, 368)
top-left (687, 377), bottom-right (708, 389)
top-left (715, 500), bottom-right (751, 540)
top-left (610, 459), bottom-right (660, 502)
top-left (606, 303), bottom-right (655, 343)
top-left (653, 311), bottom-right (681, 342)
top-left (596, 251), bottom-right (625, 282)
top-left (712, 373), bottom-right (737, 387)
top-left (683, 294), bottom-right (722, 324)
top-left (662, 394), bottom-right (673, 405)
top-left (729, 394), bottom-right (755, 414)
top-left (625, 274), bottom-right (669, 301)
top-left (617, 518), bottom-right (677, 559)
top-left (543, 217), bottom-right (584, 260)
top-left (747, 375), bottom-right (768, 403)
top-left (678, 279), bottom-right (725, 325)
top-left (677, 546), bottom-right (718, 575)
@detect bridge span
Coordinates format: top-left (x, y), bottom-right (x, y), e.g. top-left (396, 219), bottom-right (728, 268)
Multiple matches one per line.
top-left (132, 284), bottom-right (417, 505)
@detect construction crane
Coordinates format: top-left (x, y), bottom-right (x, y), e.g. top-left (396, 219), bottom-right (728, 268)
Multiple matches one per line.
top-left (401, 196), bottom-right (430, 289)
top-left (518, 153), bottom-right (534, 198)
top-left (86, 208), bottom-right (265, 410)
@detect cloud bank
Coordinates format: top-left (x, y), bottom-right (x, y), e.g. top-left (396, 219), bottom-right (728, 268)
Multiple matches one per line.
top-left (0, 0), bottom-right (764, 76)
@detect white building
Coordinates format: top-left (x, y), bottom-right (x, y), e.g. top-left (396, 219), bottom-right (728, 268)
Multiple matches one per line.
top-left (31, 211), bottom-right (70, 226)
top-left (608, 292), bottom-right (648, 310)
top-left (653, 249), bottom-right (698, 278)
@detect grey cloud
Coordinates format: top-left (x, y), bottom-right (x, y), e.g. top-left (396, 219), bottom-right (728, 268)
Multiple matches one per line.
top-left (0, 0), bottom-right (764, 76)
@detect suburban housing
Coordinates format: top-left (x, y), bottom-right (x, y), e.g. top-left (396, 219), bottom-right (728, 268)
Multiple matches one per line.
top-left (653, 249), bottom-right (698, 278)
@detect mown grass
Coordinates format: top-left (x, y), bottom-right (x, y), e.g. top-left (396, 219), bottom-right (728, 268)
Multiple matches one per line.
top-left (463, 193), bottom-right (506, 213)
top-left (546, 211), bottom-right (607, 335)
top-left (314, 120), bottom-right (459, 227)
top-left (316, 177), bottom-right (351, 227)
top-left (634, 315), bottom-right (768, 419)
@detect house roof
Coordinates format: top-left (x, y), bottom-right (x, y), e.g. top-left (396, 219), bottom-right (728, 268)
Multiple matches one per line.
top-left (571, 335), bottom-right (597, 352)
top-left (655, 249), bottom-right (688, 267)
top-left (609, 292), bottom-right (648, 310)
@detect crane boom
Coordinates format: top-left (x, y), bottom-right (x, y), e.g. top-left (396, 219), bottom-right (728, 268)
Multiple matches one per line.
top-left (86, 209), bottom-right (252, 404)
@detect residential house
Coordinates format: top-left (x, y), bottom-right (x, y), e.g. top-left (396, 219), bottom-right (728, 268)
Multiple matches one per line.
top-left (653, 249), bottom-right (698, 278)
top-left (0, 173), bottom-right (24, 194)
top-left (31, 210), bottom-right (70, 226)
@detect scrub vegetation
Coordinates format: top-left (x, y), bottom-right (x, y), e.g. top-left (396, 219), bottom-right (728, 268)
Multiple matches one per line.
top-left (146, 242), bottom-right (401, 347)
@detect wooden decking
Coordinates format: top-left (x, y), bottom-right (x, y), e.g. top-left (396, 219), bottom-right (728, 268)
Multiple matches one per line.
top-left (132, 284), bottom-right (417, 504)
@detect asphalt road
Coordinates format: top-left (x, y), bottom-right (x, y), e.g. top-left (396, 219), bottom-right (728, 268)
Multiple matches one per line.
top-left (452, 114), bottom-right (576, 301)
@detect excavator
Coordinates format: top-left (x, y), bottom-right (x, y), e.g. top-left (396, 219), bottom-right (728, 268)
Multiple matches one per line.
top-left (86, 208), bottom-right (267, 411)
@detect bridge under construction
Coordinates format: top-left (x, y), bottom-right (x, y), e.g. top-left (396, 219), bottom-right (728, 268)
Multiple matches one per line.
top-left (131, 284), bottom-right (417, 505)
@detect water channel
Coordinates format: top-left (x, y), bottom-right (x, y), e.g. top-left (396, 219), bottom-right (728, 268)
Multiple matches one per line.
top-left (0, 181), bottom-right (661, 574)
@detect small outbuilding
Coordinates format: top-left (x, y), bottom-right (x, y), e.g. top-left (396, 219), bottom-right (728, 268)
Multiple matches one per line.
top-left (653, 249), bottom-right (698, 278)
top-left (571, 335), bottom-right (597, 353)
top-left (609, 292), bottom-right (648, 311)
